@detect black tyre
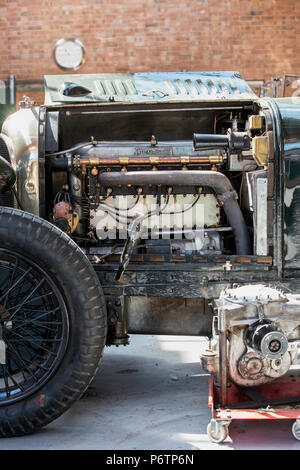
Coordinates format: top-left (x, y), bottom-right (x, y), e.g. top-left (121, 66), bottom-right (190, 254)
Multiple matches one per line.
top-left (0, 207), bottom-right (107, 436)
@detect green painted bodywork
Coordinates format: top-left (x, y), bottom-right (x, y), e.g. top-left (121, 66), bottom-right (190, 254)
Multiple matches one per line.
top-left (273, 98), bottom-right (300, 270)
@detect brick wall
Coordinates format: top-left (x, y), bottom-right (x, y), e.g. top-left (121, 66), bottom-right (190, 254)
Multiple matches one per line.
top-left (0, 0), bottom-right (299, 83)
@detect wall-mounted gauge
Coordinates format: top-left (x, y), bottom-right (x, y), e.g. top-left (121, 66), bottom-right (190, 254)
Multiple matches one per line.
top-left (53, 38), bottom-right (85, 71)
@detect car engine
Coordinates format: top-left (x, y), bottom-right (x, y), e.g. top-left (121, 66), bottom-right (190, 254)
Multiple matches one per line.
top-left (45, 110), bottom-right (269, 270)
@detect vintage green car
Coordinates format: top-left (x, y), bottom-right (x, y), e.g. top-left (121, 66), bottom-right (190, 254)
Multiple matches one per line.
top-left (0, 71), bottom-right (298, 436)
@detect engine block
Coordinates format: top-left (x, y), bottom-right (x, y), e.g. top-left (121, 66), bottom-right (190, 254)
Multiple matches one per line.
top-left (91, 193), bottom-right (220, 240)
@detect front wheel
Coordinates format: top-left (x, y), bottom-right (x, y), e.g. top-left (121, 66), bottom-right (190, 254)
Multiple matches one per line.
top-left (0, 207), bottom-right (107, 436)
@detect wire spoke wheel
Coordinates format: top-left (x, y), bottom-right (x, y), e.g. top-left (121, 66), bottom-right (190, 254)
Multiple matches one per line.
top-left (0, 208), bottom-right (106, 437)
top-left (0, 249), bottom-right (69, 405)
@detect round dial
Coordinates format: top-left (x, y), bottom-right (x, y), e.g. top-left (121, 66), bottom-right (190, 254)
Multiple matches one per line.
top-left (54, 38), bottom-right (85, 71)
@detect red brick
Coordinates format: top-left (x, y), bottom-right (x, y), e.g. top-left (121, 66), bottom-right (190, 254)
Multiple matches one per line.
top-left (0, 0), bottom-right (298, 91)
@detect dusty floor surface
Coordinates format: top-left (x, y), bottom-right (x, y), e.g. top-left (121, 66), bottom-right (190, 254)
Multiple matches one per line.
top-left (0, 334), bottom-right (299, 450)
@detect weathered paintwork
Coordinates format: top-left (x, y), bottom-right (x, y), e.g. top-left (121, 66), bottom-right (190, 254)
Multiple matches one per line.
top-left (273, 98), bottom-right (300, 269)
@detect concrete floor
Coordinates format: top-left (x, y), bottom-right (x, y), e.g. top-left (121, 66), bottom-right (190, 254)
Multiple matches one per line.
top-left (0, 334), bottom-right (299, 450)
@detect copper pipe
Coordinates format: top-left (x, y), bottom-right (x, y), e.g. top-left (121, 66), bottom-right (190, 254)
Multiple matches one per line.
top-left (76, 155), bottom-right (223, 166)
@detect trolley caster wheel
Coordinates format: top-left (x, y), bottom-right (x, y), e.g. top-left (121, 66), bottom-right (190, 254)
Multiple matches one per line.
top-left (292, 420), bottom-right (300, 441)
top-left (207, 420), bottom-right (230, 443)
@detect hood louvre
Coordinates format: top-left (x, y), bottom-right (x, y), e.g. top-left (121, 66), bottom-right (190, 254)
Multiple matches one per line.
top-left (44, 71), bottom-right (257, 104)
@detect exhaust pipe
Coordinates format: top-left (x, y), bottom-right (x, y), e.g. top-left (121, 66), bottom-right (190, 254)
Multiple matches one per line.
top-left (98, 170), bottom-right (251, 255)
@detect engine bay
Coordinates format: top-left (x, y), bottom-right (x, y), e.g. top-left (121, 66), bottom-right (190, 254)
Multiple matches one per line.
top-left (46, 103), bottom-right (273, 269)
